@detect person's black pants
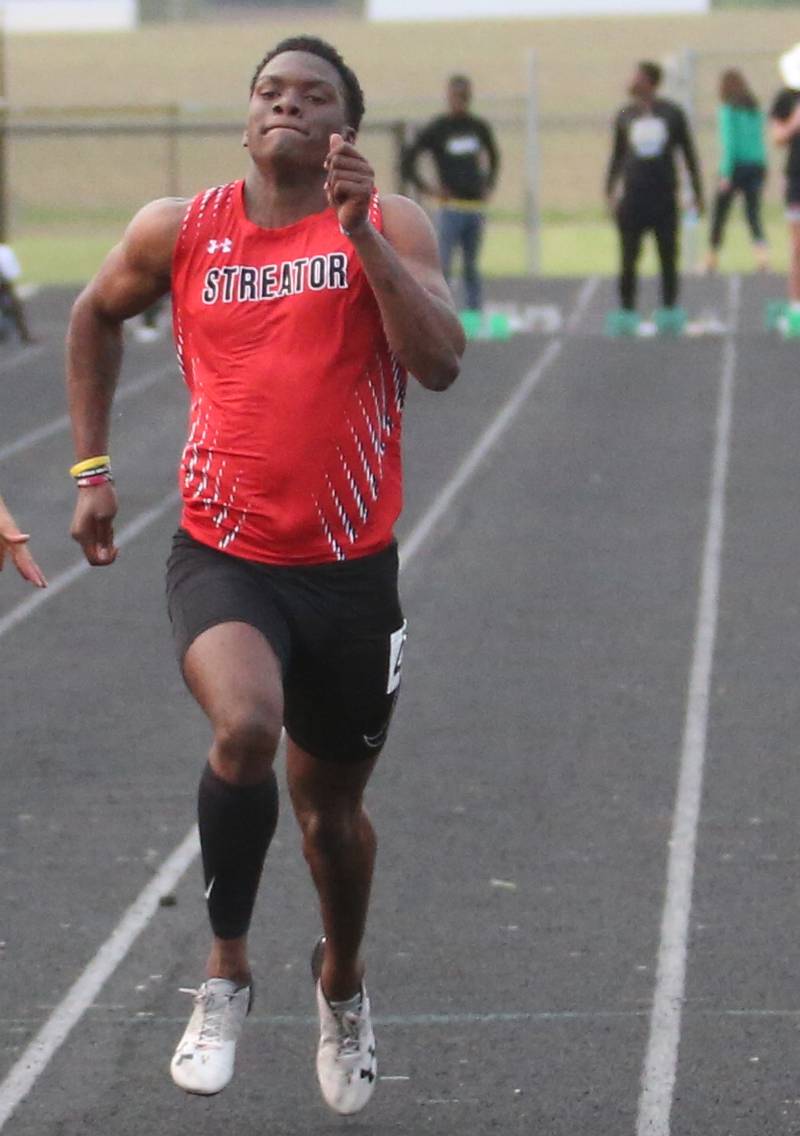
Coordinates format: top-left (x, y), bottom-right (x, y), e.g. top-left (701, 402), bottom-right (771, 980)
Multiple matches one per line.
top-left (617, 204), bottom-right (679, 311)
top-left (709, 162), bottom-right (766, 249)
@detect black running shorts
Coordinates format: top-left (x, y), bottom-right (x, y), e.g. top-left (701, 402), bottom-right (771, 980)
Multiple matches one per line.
top-left (165, 528), bottom-right (406, 763)
top-left (786, 175), bottom-right (800, 221)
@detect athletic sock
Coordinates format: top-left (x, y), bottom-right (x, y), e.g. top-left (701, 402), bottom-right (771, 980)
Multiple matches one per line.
top-left (197, 763), bottom-right (279, 940)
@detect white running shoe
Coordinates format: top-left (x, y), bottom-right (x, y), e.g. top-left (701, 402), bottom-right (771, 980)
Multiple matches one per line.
top-left (170, 978), bottom-right (251, 1095)
top-left (312, 937), bottom-right (377, 1116)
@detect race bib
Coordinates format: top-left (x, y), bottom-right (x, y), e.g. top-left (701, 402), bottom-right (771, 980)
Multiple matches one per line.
top-left (387, 620), bottom-right (407, 694)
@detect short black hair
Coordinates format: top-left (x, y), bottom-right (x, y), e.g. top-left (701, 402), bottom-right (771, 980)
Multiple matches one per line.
top-left (250, 35), bottom-right (366, 132)
top-left (639, 61), bottom-right (663, 88)
top-left (448, 74), bottom-right (471, 88)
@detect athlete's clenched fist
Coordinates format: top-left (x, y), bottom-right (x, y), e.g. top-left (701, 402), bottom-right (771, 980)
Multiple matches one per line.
top-left (324, 133), bottom-right (375, 235)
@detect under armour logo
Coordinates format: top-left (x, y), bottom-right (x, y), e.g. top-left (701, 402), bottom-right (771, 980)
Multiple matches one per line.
top-left (207, 238), bottom-right (233, 254)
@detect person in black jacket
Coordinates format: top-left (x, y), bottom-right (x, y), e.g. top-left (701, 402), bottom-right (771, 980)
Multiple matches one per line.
top-left (605, 61), bottom-right (704, 314)
top-left (402, 75), bottom-right (499, 311)
top-left (770, 44), bottom-right (800, 321)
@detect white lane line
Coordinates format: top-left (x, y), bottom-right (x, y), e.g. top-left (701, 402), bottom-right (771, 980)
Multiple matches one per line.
top-left (636, 273), bottom-right (741, 1136)
top-left (0, 362), bottom-right (177, 463)
top-left (399, 338), bottom-right (562, 569)
top-left (566, 275), bottom-right (600, 334)
top-left (0, 301), bottom-right (583, 1129)
top-left (0, 828), bottom-right (200, 1131)
top-left (0, 491), bottom-right (180, 641)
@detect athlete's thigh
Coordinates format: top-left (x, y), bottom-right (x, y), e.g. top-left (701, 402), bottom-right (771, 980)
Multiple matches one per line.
top-left (183, 621), bottom-right (285, 733)
top-left (285, 617), bottom-right (406, 764)
top-left (788, 217), bottom-right (800, 249)
top-left (283, 548), bottom-right (406, 763)
top-left (285, 736), bottom-right (378, 816)
top-left (166, 527), bottom-right (290, 727)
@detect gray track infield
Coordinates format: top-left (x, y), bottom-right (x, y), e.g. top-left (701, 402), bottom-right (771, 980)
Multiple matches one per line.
top-left (1, 273), bottom-right (799, 1135)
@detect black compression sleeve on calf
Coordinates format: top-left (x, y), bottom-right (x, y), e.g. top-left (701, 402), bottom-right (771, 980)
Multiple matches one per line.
top-left (197, 763), bottom-right (279, 941)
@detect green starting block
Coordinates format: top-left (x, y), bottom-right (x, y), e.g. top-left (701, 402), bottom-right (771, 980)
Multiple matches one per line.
top-left (604, 309), bottom-right (640, 337)
top-left (459, 310), bottom-right (512, 341)
top-left (764, 299), bottom-right (800, 337)
top-left (765, 299), bottom-right (787, 331)
top-left (654, 306), bottom-right (687, 336)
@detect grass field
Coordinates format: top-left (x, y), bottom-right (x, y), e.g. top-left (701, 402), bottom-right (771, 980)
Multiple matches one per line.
top-left (7, 8), bottom-right (800, 282)
top-left (14, 208), bottom-right (791, 286)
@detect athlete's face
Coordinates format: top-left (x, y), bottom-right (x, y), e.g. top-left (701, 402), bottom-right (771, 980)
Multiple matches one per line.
top-left (447, 80), bottom-right (471, 115)
top-left (628, 68), bottom-right (655, 100)
top-left (245, 51), bottom-right (355, 168)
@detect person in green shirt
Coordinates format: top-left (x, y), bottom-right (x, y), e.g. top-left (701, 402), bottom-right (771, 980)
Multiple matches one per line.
top-left (703, 69), bottom-right (768, 273)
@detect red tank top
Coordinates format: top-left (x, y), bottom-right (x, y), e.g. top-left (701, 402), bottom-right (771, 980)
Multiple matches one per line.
top-left (171, 180), bottom-right (407, 565)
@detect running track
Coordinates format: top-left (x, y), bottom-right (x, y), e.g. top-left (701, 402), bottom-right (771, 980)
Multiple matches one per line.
top-left (1, 274), bottom-right (799, 1135)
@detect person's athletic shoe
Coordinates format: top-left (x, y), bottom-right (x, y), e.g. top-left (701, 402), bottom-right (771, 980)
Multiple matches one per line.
top-left (311, 936), bottom-right (377, 1115)
top-left (170, 978), bottom-right (251, 1095)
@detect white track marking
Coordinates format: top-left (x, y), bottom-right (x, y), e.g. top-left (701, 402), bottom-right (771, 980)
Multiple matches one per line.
top-left (399, 338), bottom-right (562, 568)
top-left (0, 827), bottom-right (199, 1131)
top-left (0, 491), bottom-right (180, 641)
top-left (636, 274), bottom-right (741, 1136)
top-left (398, 281), bottom-right (596, 570)
top-left (0, 285), bottom-right (589, 1129)
top-left (0, 362), bottom-right (177, 463)
top-left (566, 275), bottom-right (600, 333)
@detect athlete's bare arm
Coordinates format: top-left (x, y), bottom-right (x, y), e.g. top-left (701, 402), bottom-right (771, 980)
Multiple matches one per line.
top-left (771, 104), bottom-right (800, 146)
top-left (0, 492), bottom-right (46, 587)
top-left (67, 197), bottom-right (187, 566)
top-left (325, 134), bottom-right (464, 391)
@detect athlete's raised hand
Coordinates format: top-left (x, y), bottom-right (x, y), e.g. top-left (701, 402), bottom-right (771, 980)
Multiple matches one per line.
top-left (324, 133), bottom-right (375, 235)
top-left (70, 482), bottom-right (119, 567)
top-left (0, 497), bottom-right (47, 588)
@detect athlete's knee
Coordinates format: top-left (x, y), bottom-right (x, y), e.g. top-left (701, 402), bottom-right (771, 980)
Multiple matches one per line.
top-left (298, 800), bottom-right (375, 859)
top-left (212, 705), bottom-right (282, 777)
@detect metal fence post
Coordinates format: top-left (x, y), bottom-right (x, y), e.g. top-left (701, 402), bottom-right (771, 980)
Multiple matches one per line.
top-left (390, 119), bottom-right (409, 195)
top-left (525, 49), bottom-right (541, 277)
top-left (679, 46), bottom-right (698, 122)
top-left (166, 103), bottom-right (181, 198)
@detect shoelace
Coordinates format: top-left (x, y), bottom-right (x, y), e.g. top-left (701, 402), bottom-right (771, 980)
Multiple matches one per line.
top-left (178, 986), bottom-right (229, 1049)
top-left (333, 1008), bottom-right (362, 1058)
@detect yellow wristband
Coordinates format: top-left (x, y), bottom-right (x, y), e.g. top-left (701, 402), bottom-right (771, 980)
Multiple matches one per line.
top-left (70, 455), bottom-right (110, 478)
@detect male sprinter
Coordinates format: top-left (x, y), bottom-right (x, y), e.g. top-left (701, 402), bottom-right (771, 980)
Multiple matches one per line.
top-left (402, 75), bottom-right (499, 311)
top-left (605, 61), bottom-right (703, 317)
top-left (66, 36), bottom-right (463, 1115)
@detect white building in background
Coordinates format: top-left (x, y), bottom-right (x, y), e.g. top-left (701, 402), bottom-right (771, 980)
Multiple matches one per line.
top-left (4, 0), bottom-right (138, 33)
top-left (368, 0), bottom-right (708, 16)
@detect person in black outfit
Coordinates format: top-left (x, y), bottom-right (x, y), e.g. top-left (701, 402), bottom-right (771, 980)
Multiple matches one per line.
top-left (402, 75), bottom-right (499, 311)
top-left (605, 61), bottom-right (704, 314)
top-left (770, 47), bottom-right (800, 312)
